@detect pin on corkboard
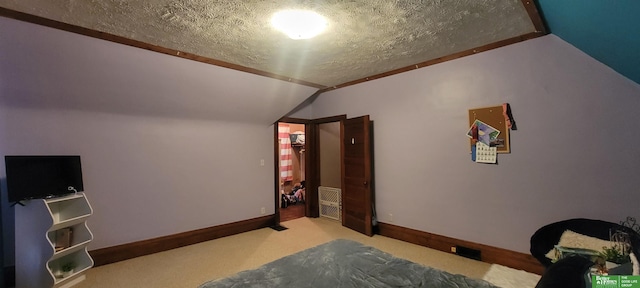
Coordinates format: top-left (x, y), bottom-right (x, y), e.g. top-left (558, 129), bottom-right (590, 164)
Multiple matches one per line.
top-left (468, 105), bottom-right (510, 153)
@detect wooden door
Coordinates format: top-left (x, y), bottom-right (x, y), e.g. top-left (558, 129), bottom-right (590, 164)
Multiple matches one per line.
top-left (341, 115), bottom-right (374, 236)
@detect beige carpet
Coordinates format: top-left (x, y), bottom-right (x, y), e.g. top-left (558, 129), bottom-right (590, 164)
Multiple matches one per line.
top-left (483, 264), bottom-right (541, 288)
top-left (74, 217), bottom-right (539, 288)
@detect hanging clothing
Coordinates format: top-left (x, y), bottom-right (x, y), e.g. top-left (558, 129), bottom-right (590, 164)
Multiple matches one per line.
top-left (278, 123), bottom-right (293, 182)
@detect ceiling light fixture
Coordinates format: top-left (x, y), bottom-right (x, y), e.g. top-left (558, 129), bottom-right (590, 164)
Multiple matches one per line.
top-left (271, 10), bottom-right (327, 40)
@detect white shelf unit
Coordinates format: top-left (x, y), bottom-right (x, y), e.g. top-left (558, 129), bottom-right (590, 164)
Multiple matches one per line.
top-left (15, 193), bottom-right (94, 288)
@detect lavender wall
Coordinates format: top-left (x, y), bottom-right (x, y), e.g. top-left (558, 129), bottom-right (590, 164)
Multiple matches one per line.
top-left (0, 17), bottom-right (315, 124)
top-left (309, 35), bottom-right (640, 253)
top-left (0, 107), bottom-right (275, 249)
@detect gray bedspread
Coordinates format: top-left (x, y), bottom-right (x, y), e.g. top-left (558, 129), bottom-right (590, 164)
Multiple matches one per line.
top-left (199, 239), bottom-right (499, 288)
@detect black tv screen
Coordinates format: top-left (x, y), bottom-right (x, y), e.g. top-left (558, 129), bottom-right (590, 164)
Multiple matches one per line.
top-left (5, 155), bottom-right (84, 203)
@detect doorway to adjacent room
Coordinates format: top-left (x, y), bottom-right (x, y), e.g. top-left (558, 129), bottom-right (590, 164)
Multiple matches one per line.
top-left (277, 122), bottom-right (306, 221)
top-left (275, 115), bottom-right (375, 237)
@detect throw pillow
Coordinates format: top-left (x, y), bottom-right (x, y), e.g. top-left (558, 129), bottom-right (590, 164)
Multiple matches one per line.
top-left (545, 230), bottom-right (614, 260)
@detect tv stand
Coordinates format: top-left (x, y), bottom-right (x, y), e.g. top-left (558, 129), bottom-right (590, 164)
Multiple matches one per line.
top-left (15, 193), bottom-right (94, 287)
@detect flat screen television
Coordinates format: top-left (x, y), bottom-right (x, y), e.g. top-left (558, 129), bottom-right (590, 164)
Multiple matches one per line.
top-left (5, 155), bottom-right (84, 203)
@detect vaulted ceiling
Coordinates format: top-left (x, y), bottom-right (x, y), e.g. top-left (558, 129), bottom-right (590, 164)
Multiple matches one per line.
top-left (2, 1), bottom-right (636, 125)
top-left (0, 0), bottom-right (546, 91)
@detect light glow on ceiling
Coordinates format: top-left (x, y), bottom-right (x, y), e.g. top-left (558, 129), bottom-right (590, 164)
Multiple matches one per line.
top-left (271, 10), bottom-right (327, 40)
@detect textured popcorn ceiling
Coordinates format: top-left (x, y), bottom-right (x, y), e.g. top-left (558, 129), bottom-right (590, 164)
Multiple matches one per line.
top-left (0, 0), bottom-right (537, 88)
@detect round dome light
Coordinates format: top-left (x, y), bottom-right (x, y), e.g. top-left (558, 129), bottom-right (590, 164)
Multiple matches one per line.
top-left (271, 10), bottom-right (328, 40)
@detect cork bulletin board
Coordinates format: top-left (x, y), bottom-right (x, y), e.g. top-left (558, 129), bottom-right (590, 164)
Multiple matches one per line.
top-left (468, 105), bottom-right (510, 153)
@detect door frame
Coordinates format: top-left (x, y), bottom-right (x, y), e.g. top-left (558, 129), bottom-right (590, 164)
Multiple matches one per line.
top-left (274, 115), bottom-right (346, 224)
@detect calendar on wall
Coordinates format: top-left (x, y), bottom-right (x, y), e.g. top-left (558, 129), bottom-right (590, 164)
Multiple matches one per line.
top-left (474, 142), bottom-right (497, 164)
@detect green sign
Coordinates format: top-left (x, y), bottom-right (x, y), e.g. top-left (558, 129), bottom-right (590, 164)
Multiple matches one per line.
top-left (593, 275), bottom-right (640, 288)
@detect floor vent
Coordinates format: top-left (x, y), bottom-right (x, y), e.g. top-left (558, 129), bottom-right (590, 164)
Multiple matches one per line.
top-left (455, 245), bottom-right (481, 261)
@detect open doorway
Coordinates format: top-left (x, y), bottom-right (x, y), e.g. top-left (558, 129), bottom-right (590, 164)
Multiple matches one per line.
top-left (277, 122), bottom-right (306, 222)
top-left (275, 114), bottom-right (374, 237)
top-left (275, 115), bottom-right (345, 224)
